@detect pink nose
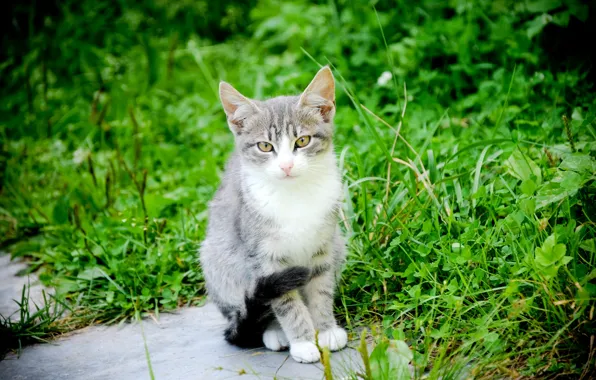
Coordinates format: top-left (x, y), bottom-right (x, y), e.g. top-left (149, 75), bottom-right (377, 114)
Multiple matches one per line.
top-left (279, 162), bottom-right (294, 176)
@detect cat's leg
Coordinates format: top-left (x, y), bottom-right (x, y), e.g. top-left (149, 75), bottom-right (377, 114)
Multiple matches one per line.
top-left (271, 290), bottom-right (320, 363)
top-left (262, 319), bottom-right (289, 351)
top-left (303, 263), bottom-right (348, 352)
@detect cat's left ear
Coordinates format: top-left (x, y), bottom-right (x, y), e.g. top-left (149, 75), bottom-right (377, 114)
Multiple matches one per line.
top-left (298, 66), bottom-right (335, 123)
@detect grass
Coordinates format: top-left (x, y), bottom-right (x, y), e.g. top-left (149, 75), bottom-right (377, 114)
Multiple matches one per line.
top-left (1, 0), bottom-right (595, 378)
top-left (0, 282), bottom-right (71, 360)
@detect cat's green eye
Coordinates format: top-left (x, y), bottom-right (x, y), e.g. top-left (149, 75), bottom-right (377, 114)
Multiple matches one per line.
top-left (257, 142), bottom-right (273, 152)
top-left (295, 136), bottom-right (311, 148)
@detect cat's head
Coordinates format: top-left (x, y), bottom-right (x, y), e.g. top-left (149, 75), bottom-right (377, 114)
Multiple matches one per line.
top-left (219, 66), bottom-right (336, 181)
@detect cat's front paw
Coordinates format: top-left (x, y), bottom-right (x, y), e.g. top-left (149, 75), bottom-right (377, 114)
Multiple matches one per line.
top-left (263, 326), bottom-right (289, 351)
top-left (290, 341), bottom-right (320, 363)
top-left (317, 326), bottom-right (348, 351)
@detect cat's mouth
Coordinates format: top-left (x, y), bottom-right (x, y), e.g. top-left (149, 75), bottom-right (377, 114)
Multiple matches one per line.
top-left (278, 173), bottom-right (299, 180)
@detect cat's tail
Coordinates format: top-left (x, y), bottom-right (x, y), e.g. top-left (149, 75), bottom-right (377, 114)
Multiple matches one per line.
top-left (224, 266), bottom-right (311, 348)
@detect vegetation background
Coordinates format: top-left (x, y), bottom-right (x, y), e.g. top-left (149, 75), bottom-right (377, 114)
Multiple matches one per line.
top-left (1, 0), bottom-right (595, 378)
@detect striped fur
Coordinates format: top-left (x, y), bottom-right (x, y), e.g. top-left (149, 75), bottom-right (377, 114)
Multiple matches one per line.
top-left (199, 67), bottom-right (348, 363)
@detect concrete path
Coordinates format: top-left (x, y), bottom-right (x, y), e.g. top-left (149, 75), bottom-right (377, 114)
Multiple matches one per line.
top-left (0, 254), bottom-right (362, 380)
top-left (0, 254), bottom-right (49, 320)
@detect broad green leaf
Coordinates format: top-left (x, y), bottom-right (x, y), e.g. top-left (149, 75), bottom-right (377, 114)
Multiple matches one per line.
top-left (505, 149), bottom-right (542, 184)
top-left (54, 278), bottom-right (81, 294)
top-left (535, 171), bottom-right (583, 209)
top-left (387, 340), bottom-right (413, 380)
top-left (552, 11), bottom-right (570, 26)
top-left (369, 340), bottom-right (392, 380)
top-left (535, 235), bottom-right (566, 267)
top-left (525, 14), bottom-right (551, 39)
top-left (560, 171), bottom-right (583, 190)
top-left (580, 239), bottom-right (596, 254)
top-left (370, 339), bottom-right (413, 380)
top-left (447, 278), bottom-right (459, 293)
top-left (534, 234), bottom-right (568, 279)
top-left (484, 331), bottom-right (499, 344)
top-left (520, 178), bottom-right (537, 196)
top-left (526, 0), bottom-right (562, 13)
top-left (145, 193), bottom-right (177, 218)
top-left (392, 339), bottom-right (414, 359)
top-left (519, 198), bottom-right (536, 215)
top-left (560, 153), bottom-right (596, 174)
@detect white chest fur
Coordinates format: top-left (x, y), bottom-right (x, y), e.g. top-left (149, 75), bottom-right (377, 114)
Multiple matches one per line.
top-left (243, 160), bottom-right (342, 266)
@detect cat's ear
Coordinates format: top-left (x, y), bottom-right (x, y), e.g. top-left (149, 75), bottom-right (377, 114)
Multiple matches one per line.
top-left (219, 81), bottom-right (261, 133)
top-left (298, 66), bottom-right (335, 123)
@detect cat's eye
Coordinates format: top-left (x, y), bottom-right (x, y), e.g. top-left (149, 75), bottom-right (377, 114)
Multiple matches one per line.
top-left (295, 136), bottom-right (311, 148)
top-left (257, 142), bottom-right (274, 152)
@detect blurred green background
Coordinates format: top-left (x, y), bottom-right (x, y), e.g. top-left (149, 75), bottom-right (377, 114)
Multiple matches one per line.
top-left (1, 0), bottom-right (595, 377)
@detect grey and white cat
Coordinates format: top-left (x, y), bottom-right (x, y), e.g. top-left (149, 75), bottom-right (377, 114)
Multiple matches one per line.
top-left (199, 66), bottom-right (347, 363)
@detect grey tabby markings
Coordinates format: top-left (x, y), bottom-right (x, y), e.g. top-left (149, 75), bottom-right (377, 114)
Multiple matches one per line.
top-left (199, 66), bottom-right (347, 362)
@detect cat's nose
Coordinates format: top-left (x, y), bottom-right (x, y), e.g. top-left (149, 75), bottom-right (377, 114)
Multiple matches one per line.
top-left (279, 161), bottom-right (294, 176)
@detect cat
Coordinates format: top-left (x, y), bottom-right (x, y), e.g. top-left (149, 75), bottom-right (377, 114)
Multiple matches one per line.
top-left (199, 66), bottom-right (348, 363)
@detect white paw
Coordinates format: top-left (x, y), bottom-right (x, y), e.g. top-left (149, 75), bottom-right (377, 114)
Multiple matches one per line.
top-left (317, 326), bottom-right (348, 351)
top-left (263, 326), bottom-right (289, 351)
top-left (290, 341), bottom-right (321, 363)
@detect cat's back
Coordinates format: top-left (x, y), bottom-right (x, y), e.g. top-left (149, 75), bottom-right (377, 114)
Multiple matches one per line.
top-left (211, 152), bottom-right (241, 203)
top-left (203, 152), bottom-right (243, 239)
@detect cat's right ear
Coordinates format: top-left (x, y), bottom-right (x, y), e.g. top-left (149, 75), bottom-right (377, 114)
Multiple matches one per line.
top-left (219, 81), bottom-right (261, 133)
top-left (298, 66), bottom-right (335, 123)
